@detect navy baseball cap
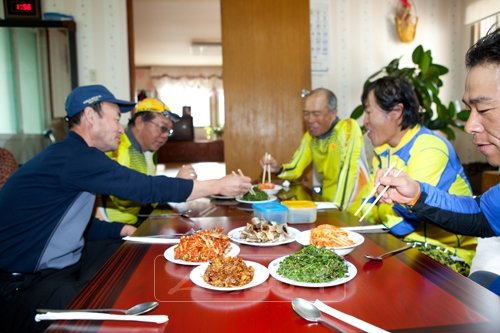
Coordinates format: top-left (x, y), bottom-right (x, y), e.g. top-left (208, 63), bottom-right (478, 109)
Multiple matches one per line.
top-left (65, 84), bottom-right (136, 118)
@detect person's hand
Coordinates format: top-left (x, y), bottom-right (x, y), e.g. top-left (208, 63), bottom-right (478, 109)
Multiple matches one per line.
top-left (177, 164), bottom-right (197, 180)
top-left (120, 224), bottom-right (137, 237)
top-left (375, 168), bottom-right (420, 204)
top-left (259, 153), bottom-right (281, 173)
top-left (215, 174), bottom-right (253, 197)
top-left (187, 174), bottom-right (252, 200)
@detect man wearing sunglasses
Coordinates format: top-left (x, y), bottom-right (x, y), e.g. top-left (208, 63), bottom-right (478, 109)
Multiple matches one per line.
top-left (96, 97), bottom-right (198, 225)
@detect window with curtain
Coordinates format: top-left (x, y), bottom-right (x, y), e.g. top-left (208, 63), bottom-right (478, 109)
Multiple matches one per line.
top-left (151, 67), bottom-right (224, 128)
top-left (0, 27), bottom-right (46, 134)
top-left (470, 13), bottom-right (499, 44)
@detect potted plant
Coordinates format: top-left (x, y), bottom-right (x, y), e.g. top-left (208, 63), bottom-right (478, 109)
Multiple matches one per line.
top-left (204, 125), bottom-right (224, 140)
top-left (350, 45), bottom-right (470, 140)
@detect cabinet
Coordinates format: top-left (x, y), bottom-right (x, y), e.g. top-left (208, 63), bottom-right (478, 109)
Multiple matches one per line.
top-left (156, 140), bottom-right (224, 163)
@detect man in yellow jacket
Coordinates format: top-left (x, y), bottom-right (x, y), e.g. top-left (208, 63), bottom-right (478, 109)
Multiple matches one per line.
top-left (261, 88), bottom-right (369, 209)
top-left (96, 98), bottom-right (197, 224)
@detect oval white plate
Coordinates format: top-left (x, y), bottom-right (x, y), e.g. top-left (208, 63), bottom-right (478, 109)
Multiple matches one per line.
top-left (210, 194), bottom-right (236, 200)
top-left (190, 260), bottom-right (269, 291)
top-left (235, 195), bottom-right (277, 204)
top-left (228, 226), bottom-right (300, 247)
top-left (268, 255), bottom-right (357, 288)
top-left (164, 243), bottom-right (240, 266)
top-left (296, 229), bottom-right (364, 256)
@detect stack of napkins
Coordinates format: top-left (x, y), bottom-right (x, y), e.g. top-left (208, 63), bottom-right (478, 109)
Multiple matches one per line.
top-left (35, 312), bottom-right (168, 323)
top-left (315, 202), bottom-right (339, 210)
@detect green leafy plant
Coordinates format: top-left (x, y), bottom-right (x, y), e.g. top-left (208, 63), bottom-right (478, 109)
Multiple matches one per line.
top-left (204, 125), bottom-right (224, 140)
top-left (350, 45), bottom-right (470, 140)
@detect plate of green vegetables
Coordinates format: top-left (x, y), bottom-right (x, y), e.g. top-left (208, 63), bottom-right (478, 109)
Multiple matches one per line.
top-left (236, 187), bottom-right (276, 204)
top-left (268, 245), bottom-right (357, 287)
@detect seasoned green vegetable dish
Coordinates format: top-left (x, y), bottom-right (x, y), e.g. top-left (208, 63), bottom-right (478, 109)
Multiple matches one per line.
top-left (277, 245), bottom-right (348, 283)
top-left (241, 187), bottom-right (269, 201)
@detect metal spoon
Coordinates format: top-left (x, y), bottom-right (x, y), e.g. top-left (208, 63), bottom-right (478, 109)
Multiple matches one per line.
top-left (292, 298), bottom-right (346, 333)
top-left (37, 301), bottom-right (159, 316)
top-left (364, 244), bottom-right (414, 261)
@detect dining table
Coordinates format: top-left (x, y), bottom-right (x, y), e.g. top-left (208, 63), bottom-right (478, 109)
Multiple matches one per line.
top-left (45, 191), bottom-right (500, 332)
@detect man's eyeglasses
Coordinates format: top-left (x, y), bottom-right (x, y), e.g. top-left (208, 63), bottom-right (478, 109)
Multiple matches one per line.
top-left (149, 121), bottom-right (174, 136)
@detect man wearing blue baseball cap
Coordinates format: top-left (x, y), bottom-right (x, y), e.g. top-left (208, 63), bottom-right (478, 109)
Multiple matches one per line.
top-left (0, 84), bottom-right (252, 332)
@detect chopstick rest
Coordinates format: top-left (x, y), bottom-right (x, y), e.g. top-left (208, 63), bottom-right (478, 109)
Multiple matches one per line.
top-left (313, 300), bottom-right (389, 333)
top-left (35, 312), bottom-right (168, 324)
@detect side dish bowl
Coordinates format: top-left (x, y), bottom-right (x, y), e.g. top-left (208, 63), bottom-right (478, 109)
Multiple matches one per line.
top-left (296, 229), bottom-right (365, 256)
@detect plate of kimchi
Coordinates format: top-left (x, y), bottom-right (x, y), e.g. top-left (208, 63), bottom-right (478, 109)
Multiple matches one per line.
top-left (296, 224), bottom-right (364, 256)
top-left (190, 256), bottom-right (269, 291)
top-left (164, 227), bottom-right (240, 265)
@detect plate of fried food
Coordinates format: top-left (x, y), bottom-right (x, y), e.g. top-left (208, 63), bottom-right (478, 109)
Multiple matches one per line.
top-left (190, 255), bottom-right (269, 291)
top-left (268, 245), bottom-right (357, 288)
top-left (296, 224), bottom-right (364, 256)
top-left (164, 227), bottom-right (240, 266)
top-left (228, 217), bottom-right (300, 247)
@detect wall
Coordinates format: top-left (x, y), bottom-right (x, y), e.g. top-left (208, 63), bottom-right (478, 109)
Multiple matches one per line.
top-left (310, 0), bottom-right (494, 164)
top-left (43, 0), bottom-right (131, 101)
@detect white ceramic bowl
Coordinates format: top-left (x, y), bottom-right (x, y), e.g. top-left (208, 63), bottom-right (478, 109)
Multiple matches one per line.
top-left (296, 229), bottom-right (365, 256)
top-left (258, 184), bottom-right (283, 196)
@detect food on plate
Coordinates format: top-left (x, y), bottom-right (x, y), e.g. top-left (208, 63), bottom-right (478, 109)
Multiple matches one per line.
top-left (241, 187), bottom-right (269, 201)
top-left (310, 224), bottom-right (355, 247)
top-left (174, 227), bottom-right (230, 262)
top-left (239, 217), bottom-right (291, 243)
top-left (203, 255), bottom-right (255, 287)
top-left (257, 182), bottom-right (275, 190)
top-left (277, 245), bottom-right (348, 283)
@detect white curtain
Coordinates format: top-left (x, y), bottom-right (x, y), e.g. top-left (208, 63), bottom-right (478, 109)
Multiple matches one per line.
top-left (150, 66), bottom-right (223, 127)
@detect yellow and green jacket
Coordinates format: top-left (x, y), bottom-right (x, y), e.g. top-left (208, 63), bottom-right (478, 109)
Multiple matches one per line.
top-left (97, 129), bottom-right (156, 224)
top-left (349, 125), bottom-right (477, 273)
top-left (279, 118), bottom-right (369, 209)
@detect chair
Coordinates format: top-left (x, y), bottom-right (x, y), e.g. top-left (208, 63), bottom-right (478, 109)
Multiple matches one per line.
top-left (0, 147), bottom-right (18, 188)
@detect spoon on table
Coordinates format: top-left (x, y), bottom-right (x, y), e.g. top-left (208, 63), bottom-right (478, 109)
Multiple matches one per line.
top-left (37, 301), bottom-right (159, 316)
top-left (364, 244), bottom-right (414, 261)
top-left (292, 298), bottom-right (346, 333)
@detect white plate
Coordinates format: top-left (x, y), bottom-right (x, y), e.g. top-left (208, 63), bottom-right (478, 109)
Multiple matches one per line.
top-left (235, 195), bottom-right (277, 204)
top-left (210, 194), bottom-right (236, 200)
top-left (163, 243), bottom-right (240, 266)
top-left (228, 226), bottom-right (301, 247)
top-left (268, 256), bottom-right (357, 288)
top-left (190, 260), bottom-right (269, 291)
top-left (296, 229), bottom-right (364, 256)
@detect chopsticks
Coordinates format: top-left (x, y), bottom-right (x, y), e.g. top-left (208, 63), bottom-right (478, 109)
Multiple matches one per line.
top-left (233, 169), bottom-right (255, 195)
top-left (262, 152), bottom-right (272, 184)
top-left (358, 167), bottom-right (403, 223)
top-left (354, 162), bottom-right (395, 217)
